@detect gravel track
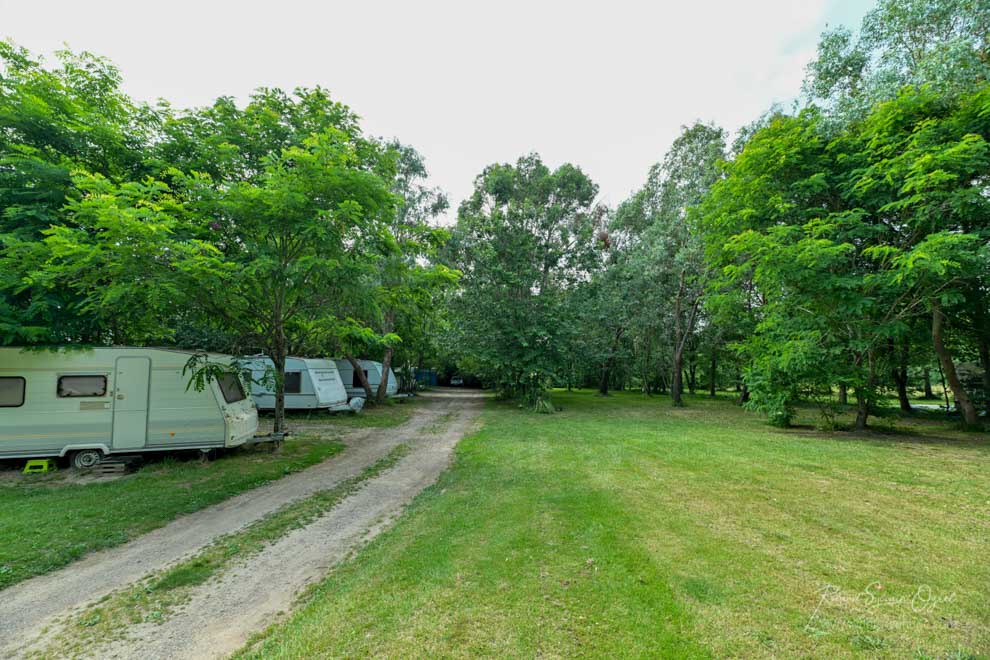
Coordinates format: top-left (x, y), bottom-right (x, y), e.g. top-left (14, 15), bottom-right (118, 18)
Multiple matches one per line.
top-left (0, 389), bottom-right (484, 659)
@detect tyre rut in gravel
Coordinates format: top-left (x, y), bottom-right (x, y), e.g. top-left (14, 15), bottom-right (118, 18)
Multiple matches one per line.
top-left (0, 389), bottom-right (481, 659)
top-left (92, 396), bottom-right (482, 659)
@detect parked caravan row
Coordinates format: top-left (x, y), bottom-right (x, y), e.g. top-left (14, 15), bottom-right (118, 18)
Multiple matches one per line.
top-left (0, 348), bottom-right (399, 467)
top-left (234, 356), bottom-right (399, 409)
top-left (241, 356), bottom-right (359, 413)
top-left (333, 359), bottom-right (399, 400)
top-left (0, 347), bottom-right (259, 468)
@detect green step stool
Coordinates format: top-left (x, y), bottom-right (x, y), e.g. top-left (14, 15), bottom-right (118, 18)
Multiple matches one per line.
top-left (23, 459), bottom-right (57, 474)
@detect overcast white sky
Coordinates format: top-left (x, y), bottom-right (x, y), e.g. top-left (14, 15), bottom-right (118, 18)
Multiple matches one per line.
top-left (1, 0), bottom-right (874, 219)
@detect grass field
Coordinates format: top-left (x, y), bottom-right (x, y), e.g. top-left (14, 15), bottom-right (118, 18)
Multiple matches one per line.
top-left (239, 390), bottom-right (989, 659)
top-left (0, 402), bottom-right (415, 591)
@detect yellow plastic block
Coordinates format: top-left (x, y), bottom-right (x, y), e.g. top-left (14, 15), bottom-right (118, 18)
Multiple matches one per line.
top-left (23, 459), bottom-right (57, 474)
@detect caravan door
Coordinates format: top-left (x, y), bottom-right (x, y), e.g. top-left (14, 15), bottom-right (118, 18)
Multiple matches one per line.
top-left (112, 356), bottom-right (151, 450)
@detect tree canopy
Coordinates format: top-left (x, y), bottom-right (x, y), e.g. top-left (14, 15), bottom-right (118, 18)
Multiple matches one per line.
top-left (1, 0), bottom-right (987, 430)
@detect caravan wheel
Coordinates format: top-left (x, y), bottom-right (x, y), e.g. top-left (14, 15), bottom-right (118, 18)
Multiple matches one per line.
top-left (71, 449), bottom-right (103, 469)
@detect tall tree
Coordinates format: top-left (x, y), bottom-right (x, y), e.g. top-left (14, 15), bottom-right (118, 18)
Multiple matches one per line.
top-left (843, 84), bottom-right (990, 425)
top-left (370, 141), bottom-right (456, 403)
top-left (0, 42), bottom-right (154, 344)
top-left (703, 85), bottom-right (990, 429)
top-left (450, 154), bottom-right (602, 410)
top-left (185, 130), bottom-right (394, 432)
top-left (618, 122), bottom-right (727, 405)
top-left (147, 88), bottom-right (397, 430)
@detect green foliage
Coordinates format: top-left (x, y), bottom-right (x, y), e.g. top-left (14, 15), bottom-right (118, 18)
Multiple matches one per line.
top-left (0, 47), bottom-right (428, 428)
top-left (0, 41), bottom-right (476, 436)
top-left (3, 10), bottom-right (988, 430)
top-left (0, 41), bottom-right (154, 344)
top-left (806, 0), bottom-right (990, 120)
top-left (448, 154), bottom-right (603, 407)
top-left (704, 81), bottom-right (990, 428)
top-left (620, 123), bottom-right (727, 404)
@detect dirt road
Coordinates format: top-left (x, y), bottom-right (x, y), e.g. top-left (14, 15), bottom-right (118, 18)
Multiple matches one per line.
top-left (0, 388), bottom-right (484, 659)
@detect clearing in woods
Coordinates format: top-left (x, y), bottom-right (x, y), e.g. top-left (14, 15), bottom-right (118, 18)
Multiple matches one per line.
top-left (239, 391), bottom-right (989, 659)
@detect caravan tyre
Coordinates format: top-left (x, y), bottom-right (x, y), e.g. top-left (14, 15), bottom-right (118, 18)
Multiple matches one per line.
top-left (71, 449), bottom-right (103, 469)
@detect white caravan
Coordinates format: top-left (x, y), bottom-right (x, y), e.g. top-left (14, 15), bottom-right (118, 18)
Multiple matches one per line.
top-left (0, 347), bottom-right (259, 468)
top-left (242, 356), bottom-right (356, 412)
top-left (333, 359), bottom-right (398, 399)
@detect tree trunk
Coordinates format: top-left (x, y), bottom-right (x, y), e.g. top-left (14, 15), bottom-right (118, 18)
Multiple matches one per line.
top-left (854, 388), bottom-right (870, 432)
top-left (894, 376), bottom-right (911, 413)
top-left (688, 359), bottom-right (697, 395)
top-left (642, 335), bottom-right (653, 395)
top-left (671, 349), bottom-right (684, 406)
top-left (936, 359), bottom-right (951, 411)
top-left (599, 361), bottom-right (611, 396)
top-left (272, 319), bottom-right (288, 435)
top-left (375, 347), bottom-right (393, 404)
top-left (738, 383), bottom-right (750, 405)
top-left (709, 351), bottom-right (717, 398)
top-left (670, 275), bottom-right (700, 408)
top-left (890, 338), bottom-right (911, 413)
top-left (346, 354), bottom-right (375, 401)
top-left (979, 335), bottom-right (990, 418)
top-left (931, 301), bottom-right (979, 426)
top-left (837, 383), bottom-right (848, 406)
top-left (599, 328), bottom-right (624, 396)
top-left (853, 351), bottom-right (876, 432)
top-left (975, 302), bottom-right (990, 417)
top-left (922, 371), bottom-right (935, 399)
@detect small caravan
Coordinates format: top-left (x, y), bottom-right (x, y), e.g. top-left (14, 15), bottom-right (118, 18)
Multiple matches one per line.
top-left (241, 356), bottom-right (354, 412)
top-left (333, 359), bottom-right (398, 399)
top-left (0, 347), bottom-right (258, 468)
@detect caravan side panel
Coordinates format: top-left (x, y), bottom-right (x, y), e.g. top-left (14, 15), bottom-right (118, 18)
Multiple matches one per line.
top-left (0, 360), bottom-right (114, 458)
top-left (360, 361), bottom-right (383, 391)
top-left (245, 357), bottom-right (330, 410)
top-left (146, 363), bottom-right (226, 449)
top-left (0, 348), bottom-right (247, 460)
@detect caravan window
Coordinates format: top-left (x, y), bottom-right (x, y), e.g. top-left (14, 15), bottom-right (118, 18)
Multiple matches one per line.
top-left (0, 377), bottom-right (25, 407)
top-left (353, 370), bottom-right (368, 388)
top-left (284, 371), bottom-right (302, 394)
top-left (58, 375), bottom-right (107, 398)
top-left (217, 373), bottom-right (247, 404)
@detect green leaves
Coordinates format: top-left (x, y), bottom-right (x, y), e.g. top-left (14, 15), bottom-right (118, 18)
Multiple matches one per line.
top-left (806, 0), bottom-right (990, 120)
top-left (22, 173), bottom-right (219, 344)
top-left (702, 75), bottom-right (990, 427)
top-left (450, 154), bottom-right (603, 405)
top-left (0, 40), bottom-right (155, 344)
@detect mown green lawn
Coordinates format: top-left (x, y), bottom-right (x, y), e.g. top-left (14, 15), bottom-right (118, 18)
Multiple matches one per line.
top-left (0, 402), bottom-right (415, 591)
top-left (239, 390), bottom-right (989, 659)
